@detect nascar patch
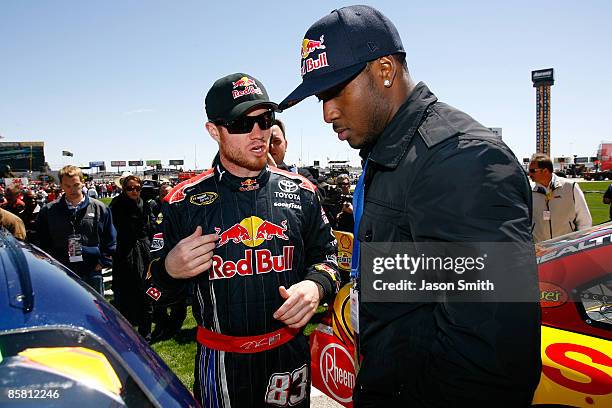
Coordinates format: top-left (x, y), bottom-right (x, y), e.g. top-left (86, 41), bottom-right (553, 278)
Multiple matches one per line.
top-left (190, 192), bottom-right (218, 206)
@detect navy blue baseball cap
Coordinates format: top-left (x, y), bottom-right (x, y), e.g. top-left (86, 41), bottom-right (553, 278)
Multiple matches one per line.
top-left (279, 5), bottom-right (405, 110)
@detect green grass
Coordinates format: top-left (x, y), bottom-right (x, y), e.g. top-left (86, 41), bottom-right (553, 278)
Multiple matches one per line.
top-left (578, 181), bottom-right (611, 226)
top-left (99, 197), bottom-right (112, 206)
top-left (151, 308), bottom-right (197, 389)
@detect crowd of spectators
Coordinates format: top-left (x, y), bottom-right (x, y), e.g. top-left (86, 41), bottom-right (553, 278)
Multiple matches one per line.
top-left (0, 169), bottom-right (185, 343)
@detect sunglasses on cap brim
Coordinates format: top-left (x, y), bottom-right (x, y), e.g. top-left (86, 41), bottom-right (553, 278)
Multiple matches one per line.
top-left (214, 111), bottom-right (275, 134)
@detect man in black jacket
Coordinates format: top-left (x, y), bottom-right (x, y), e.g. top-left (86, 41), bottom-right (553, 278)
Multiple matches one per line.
top-left (37, 165), bottom-right (116, 294)
top-left (280, 5), bottom-right (541, 407)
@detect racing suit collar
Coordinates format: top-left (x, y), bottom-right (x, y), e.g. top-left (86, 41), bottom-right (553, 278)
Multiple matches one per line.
top-left (214, 158), bottom-right (270, 192)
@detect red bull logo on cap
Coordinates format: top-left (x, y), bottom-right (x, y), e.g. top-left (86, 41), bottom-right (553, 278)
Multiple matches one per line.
top-left (301, 35), bottom-right (326, 59)
top-left (231, 76), bottom-right (263, 100)
top-left (300, 35), bottom-right (329, 77)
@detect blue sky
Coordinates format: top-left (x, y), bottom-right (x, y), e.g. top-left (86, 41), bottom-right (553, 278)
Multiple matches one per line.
top-left (1, 1), bottom-right (611, 170)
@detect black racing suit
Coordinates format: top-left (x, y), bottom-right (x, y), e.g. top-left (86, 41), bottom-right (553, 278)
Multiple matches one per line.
top-left (150, 161), bottom-right (339, 408)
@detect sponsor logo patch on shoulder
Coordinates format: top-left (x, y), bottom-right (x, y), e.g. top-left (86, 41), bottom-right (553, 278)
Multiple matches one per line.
top-left (279, 179), bottom-right (298, 193)
top-left (190, 192), bottom-right (219, 206)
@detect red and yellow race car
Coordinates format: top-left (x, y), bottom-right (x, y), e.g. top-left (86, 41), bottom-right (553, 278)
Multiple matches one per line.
top-left (311, 225), bottom-right (612, 407)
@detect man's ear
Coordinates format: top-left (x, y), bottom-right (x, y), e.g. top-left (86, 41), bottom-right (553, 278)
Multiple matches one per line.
top-left (376, 55), bottom-right (398, 88)
top-left (205, 122), bottom-right (221, 144)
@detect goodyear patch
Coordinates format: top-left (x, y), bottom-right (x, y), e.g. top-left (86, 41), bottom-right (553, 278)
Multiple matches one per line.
top-left (190, 192), bottom-right (218, 206)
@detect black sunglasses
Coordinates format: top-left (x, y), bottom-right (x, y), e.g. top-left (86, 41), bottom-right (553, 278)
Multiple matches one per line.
top-left (528, 168), bottom-right (541, 174)
top-left (125, 186), bottom-right (141, 192)
top-left (215, 111), bottom-right (275, 134)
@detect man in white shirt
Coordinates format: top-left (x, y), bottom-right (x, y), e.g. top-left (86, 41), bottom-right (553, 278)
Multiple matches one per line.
top-left (529, 153), bottom-right (592, 242)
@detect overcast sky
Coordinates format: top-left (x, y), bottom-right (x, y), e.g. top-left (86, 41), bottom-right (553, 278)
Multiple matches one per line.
top-left (2, 0), bottom-right (611, 170)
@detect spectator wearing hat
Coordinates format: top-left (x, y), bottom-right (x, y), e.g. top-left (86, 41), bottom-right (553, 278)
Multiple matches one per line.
top-left (280, 5), bottom-right (541, 406)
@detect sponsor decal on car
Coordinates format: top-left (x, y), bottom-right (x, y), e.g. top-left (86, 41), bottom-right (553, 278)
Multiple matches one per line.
top-left (534, 326), bottom-right (612, 406)
top-left (319, 343), bottom-right (355, 404)
top-left (539, 281), bottom-right (569, 308)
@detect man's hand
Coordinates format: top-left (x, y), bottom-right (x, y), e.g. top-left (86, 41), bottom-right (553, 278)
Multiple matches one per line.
top-left (342, 202), bottom-right (353, 214)
top-left (165, 226), bottom-right (217, 279)
top-left (273, 281), bottom-right (322, 329)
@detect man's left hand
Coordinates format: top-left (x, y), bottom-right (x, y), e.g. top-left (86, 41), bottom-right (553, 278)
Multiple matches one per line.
top-left (273, 281), bottom-right (321, 329)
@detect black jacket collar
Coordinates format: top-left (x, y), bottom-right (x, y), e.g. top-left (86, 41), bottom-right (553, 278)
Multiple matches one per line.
top-left (360, 82), bottom-right (437, 169)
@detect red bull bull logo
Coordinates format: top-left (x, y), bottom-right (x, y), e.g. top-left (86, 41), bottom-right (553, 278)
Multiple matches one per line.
top-left (215, 223), bottom-right (251, 247)
top-left (232, 76), bottom-right (257, 89)
top-left (215, 216), bottom-right (289, 248)
top-left (301, 35), bottom-right (326, 59)
top-left (231, 76), bottom-right (263, 99)
top-left (300, 35), bottom-right (329, 76)
top-left (212, 216), bottom-right (293, 280)
top-left (255, 220), bottom-right (289, 240)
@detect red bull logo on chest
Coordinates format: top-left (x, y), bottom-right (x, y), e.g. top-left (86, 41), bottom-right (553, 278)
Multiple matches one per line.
top-left (210, 246), bottom-right (294, 280)
top-left (211, 216), bottom-right (293, 280)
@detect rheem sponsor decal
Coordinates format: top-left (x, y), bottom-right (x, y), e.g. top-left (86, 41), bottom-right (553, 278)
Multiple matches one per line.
top-left (319, 343), bottom-right (355, 404)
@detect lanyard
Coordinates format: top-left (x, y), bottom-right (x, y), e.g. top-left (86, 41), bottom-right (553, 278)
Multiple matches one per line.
top-left (350, 158), bottom-right (368, 280)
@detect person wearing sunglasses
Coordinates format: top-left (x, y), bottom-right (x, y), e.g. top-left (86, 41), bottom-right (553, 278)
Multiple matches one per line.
top-left (529, 153), bottom-right (592, 243)
top-left (148, 72), bottom-right (340, 407)
top-left (109, 175), bottom-right (154, 340)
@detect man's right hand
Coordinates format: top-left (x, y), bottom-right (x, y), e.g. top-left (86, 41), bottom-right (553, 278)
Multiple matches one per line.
top-left (165, 226), bottom-right (217, 279)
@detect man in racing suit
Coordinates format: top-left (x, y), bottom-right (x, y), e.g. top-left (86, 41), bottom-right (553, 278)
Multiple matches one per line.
top-left (149, 73), bottom-right (339, 408)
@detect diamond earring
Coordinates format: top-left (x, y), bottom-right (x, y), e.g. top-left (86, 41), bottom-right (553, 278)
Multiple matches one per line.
top-left (384, 80), bottom-right (391, 87)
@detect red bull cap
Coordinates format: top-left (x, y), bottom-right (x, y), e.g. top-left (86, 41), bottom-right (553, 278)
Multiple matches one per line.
top-left (206, 72), bottom-right (279, 122)
top-left (279, 5), bottom-right (405, 110)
